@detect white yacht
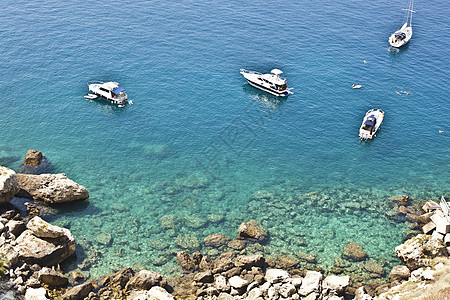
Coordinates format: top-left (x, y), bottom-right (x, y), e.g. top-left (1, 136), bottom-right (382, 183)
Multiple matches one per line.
top-left (240, 69), bottom-right (293, 97)
top-left (389, 0), bottom-right (415, 48)
top-left (359, 109), bottom-right (385, 140)
top-left (87, 81), bottom-right (128, 106)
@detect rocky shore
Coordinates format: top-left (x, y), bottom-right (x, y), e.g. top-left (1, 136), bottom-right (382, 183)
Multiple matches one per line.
top-left (1, 150), bottom-right (449, 299)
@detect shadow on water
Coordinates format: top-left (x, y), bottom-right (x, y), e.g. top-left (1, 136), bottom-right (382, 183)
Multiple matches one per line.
top-left (388, 42), bottom-right (410, 54)
top-left (242, 84), bottom-right (287, 112)
top-left (83, 96), bottom-right (131, 116)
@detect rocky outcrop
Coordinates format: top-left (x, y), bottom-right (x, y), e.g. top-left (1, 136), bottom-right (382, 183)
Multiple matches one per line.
top-left (177, 251), bottom-right (194, 271)
top-left (127, 286), bottom-right (175, 300)
top-left (16, 173), bottom-right (89, 204)
top-left (0, 166), bottom-right (20, 204)
top-left (395, 234), bottom-right (447, 271)
top-left (14, 216), bottom-right (76, 266)
top-left (23, 150), bottom-right (42, 166)
top-left (62, 281), bottom-right (94, 300)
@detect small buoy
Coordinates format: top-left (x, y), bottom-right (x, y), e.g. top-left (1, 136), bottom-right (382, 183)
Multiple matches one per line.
top-left (363, 60), bottom-right (367, 64)
top-left (439, 130), bottom-right (444, 133)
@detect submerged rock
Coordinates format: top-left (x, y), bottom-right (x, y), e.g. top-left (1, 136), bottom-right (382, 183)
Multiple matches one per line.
top-left (16, 173), bottom-right (89, 204)
top-left (0, 166), bottom-right (20, 204)
top-left (174, 234), bottom-right (201, 251)
top-left (204, 234), bottom-right (231, 248)
top-left (342, 242), bottom-right (368, 261)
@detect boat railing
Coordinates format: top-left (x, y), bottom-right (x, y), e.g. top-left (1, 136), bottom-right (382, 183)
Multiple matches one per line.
top-left (240, 69), bottom-right (262, 75)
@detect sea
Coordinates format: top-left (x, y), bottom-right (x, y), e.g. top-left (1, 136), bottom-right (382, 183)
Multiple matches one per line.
top-left (0, 0), bottom-right (448, 279)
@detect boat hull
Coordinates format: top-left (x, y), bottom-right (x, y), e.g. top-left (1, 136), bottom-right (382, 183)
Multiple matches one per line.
top-left (389, 23), bottom-right (412, 48)
top-left (246, 80), bottom-right (290, 97)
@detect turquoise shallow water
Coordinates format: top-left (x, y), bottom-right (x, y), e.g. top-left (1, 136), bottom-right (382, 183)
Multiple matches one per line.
top-left (0, 0), bottom-right (449, 278)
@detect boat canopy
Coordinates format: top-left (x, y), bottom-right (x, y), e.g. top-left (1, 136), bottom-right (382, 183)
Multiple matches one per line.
top-left (112, 87), bottom-right (125, 94)
top-left (271, 69), bottom-right (283, 75)
top-left (364, 116), bottom-right (377, 126)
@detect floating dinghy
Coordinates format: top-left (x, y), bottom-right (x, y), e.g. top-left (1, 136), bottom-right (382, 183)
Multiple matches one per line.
top-left (352, 84), bottom-right (362, 89)
top-left (84, 93), bottom-right (98, 99)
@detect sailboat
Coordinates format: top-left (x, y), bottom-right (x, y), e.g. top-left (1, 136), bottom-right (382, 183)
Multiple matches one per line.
top-left (389, 0), bottom-right (415, 48)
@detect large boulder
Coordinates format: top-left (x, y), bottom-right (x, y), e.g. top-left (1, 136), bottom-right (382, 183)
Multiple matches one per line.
top-left (342, 242), bottom-right (368, 261)
top-left (16, 173), bottom-right (89, 204)
top-left (322, 275), bottom-right (350, 296)
top-left (0, 166), bottom-right (20, 204)
top-left (176, 251), bottom-right (194, 271)
top-left (102, 268), bottom-right (134, 289)
top-left (395, 234), bottom-right (447, 270)
top-left (14, 217), bottom-right (76, 266)
top-left (127, 286), bottom-right (174, 300)
top-left (237, 220), bottom-right (268, 242)
top-left (389, 265), bottom-right (410, 283)
top-left (125, 270), bottom-right (167, 291)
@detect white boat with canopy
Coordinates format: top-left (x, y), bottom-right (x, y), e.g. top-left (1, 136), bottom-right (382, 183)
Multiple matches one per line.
top-left (87, 81), bottom-right (128, 106)
top-left (240, 69), bottom-right (293, 97)
top-left (389, 0), bottom-right (415, 48)
top-left (359, 109), bottom-right (385, 140)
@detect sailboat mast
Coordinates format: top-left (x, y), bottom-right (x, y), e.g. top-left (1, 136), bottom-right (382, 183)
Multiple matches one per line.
top-left (410, 0), bottom-right (414, 27)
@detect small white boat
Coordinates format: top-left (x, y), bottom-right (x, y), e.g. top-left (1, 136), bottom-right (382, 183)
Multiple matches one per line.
top-left (352, 84), bottom-right (362, 89)
top-left (359, 109), bottom-right (385, 140)
top-left (240, 69), bottom-right (293, 97)
top-left (389, 0), bottom-right (415, 48)
top-left (87, 81), bottom-right (128, 106)
top-left (84, 93), bottom-right (97, 99)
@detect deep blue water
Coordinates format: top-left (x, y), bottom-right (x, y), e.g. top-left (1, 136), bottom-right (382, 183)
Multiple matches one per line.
top-left (0, 0), bottom-right (449, 277)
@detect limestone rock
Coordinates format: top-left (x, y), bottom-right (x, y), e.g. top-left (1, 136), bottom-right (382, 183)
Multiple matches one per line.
top-left (342, 242), bottom-right (368, 261)
top-left (228, 238), bottom-right (246, 250)
top-left (389, 265), bottom-right (410, 283)
top-left (235, 254), bottom-right (265, 269)
top-left (24, 150), bottom-right (42, 166)
top-left (174, 234), bottom-right (200, 251)
top-left (125, 270), bottom-right (167, 291)
top-left (62, 281), bottom-right (93, 300)
top-left (15, 226), bottom-right (76, 266)
top-left (26, 216), bottom-right (67, 238)
top-left (229, 276), bottom-right (248, 289)
top-left (6, 220), bottom-right (26, 237)
top-left (395, 234), bottom-right (447, 270)
top-left (176, 251), bottom-right (194, 271)
top-left (0, 166), bottom-right (20, 204)
top-left (95, 232), bottom-right (113, 246)
top-left (214, 275), bottom-right (230, 292)
top-left (102, 268), bottom-right (134, 289)
top-left (199, 255), bottom-right (213, 271)
top-left (322, 275), bottom-right (349, 296)
top-left (265, 268), bottom-right (290, 284)
top-left (38, 267), bottom-right (68, 286)
top-left (194, 271), bottom-right (213, 283)
top-left (127, 286), bottom-right (174, 300)
top-left (299, 270), bottom-right (323, 296)
top-left (24, 287), bottom-right (48, 300)
top-left (213, 252), bottom-right (235, 273)
top-left (279, 283), bottom-right (297, 297)
top-left (237, 219), bottom-right (268, 242)
top-left (204, 234), bottom-right (231, 248)
top-left (16, 173), bottom-right (89, 204)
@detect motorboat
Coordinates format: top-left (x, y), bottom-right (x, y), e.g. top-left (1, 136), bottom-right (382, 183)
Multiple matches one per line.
top-left (389, 0), bottom-right (415, 48)
top-left (240, 69), bottom-right (293, 97)
top-left (87, 81), bottom-right (128, 105)
top-left (359, 109), bottom-right (385, 140)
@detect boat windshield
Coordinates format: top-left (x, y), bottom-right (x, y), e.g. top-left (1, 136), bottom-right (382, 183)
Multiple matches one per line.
top-left (394, 32), bottom-right (406, 39)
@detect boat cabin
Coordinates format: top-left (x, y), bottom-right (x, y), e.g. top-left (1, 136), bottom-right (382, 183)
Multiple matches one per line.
top-left (394, 31), bottom-right (406, 40)
top-left (362, 115), bottom-right (377, 132)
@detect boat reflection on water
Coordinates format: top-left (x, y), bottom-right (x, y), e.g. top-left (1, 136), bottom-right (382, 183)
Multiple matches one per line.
top-left (242, 84), bottom-right (287, 112)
